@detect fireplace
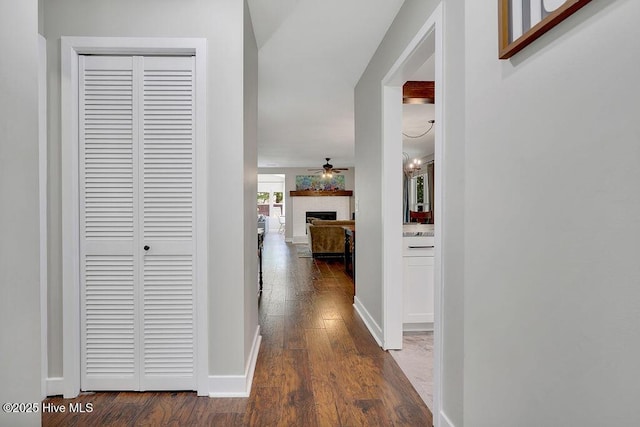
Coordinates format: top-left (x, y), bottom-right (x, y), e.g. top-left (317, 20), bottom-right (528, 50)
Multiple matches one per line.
top-left (306, 211), bottom-right (337, 222)
top-left (290, 195), bottom-right (350, 244)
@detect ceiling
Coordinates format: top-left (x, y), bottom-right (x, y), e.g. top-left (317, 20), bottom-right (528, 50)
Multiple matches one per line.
top-left (403, 53), bottom-right (436, 161)
top-left (248, 0), bottom-right (405, 168)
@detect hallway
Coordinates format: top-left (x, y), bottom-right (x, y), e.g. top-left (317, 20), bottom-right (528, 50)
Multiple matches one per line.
top-left (42, 232), bottom-right (432, 426)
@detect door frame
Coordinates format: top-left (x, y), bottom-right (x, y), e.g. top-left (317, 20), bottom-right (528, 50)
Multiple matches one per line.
top-left (380, 3), bottom-right (445, 423)
top-left (61, 37), bottom-right (209, 397)
top-left (39, 34), bottom-right (48, 399)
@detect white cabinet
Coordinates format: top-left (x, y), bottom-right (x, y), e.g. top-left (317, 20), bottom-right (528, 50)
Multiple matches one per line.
top-left (402, 235), bottom-right (435, 331)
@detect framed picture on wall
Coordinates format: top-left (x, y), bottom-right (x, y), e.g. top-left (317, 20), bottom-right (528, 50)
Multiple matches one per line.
top-left (499, 0), bottom-right (592, 59)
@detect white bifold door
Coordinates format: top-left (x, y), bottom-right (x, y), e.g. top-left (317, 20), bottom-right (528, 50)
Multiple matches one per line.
top-left (79, 55), bottom-right (197, 391)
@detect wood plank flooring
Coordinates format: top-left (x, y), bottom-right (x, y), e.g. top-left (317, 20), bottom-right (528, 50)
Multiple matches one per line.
top-left (42, 233), bottom-right (432, 426)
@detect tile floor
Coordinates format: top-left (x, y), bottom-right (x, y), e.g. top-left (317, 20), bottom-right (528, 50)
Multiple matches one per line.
top-left (389, 332), bottom-right (434, 410)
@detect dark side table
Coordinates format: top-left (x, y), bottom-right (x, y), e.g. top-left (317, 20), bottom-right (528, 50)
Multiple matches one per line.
top-left (258, 229), bottom-right (264, 296)
top-left (343, 225), bottom-right (355, 282)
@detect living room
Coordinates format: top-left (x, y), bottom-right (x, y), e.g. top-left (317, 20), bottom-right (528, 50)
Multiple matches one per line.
top-left (257, 167), bottom-right (356, 244)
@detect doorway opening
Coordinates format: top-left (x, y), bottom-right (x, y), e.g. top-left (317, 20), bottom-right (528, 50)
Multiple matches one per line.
top-left (381, 3), bottom-right (444, 421)
top-left (258, 174), bottom-right (286, 235)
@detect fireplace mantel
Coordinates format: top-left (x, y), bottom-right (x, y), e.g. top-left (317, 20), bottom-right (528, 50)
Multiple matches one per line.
top-left (290, 190), bottom-right (353, 197)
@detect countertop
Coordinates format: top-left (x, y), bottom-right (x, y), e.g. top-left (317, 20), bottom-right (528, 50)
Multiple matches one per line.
top-left (402, 223), bottom-right (434, 237)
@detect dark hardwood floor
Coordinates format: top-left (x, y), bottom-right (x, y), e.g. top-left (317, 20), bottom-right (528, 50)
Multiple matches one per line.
top-left (42, 232), bottom-right (432, 426)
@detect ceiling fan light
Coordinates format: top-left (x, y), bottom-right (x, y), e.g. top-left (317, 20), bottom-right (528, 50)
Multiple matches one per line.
top-left (403, 97), bottom-right (434, 104)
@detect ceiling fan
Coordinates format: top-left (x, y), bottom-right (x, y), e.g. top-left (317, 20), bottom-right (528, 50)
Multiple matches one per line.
top-left (307, 158), bottom-right (349, 177)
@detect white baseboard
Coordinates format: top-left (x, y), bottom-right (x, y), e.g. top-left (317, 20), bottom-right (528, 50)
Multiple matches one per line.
top-left (403, 322), bottom-right (434, 332)
top-left (46, 377), bottom-right (65, 396)
top-left (285, 237), bottom-right (293, 243)
top-left (353, 297), bottom-right (383, 347)
top-left (292, 236), bottom-right (308, 244)
top-left (209, 326), bottom-right (262, 397)
top-left (439, 410), bottom-right (455, 427)
top-left (47, 329), bottom-right (263, 399)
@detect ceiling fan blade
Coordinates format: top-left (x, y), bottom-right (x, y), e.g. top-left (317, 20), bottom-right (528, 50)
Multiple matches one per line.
top-left (333, 168), bottom-right (349, 171)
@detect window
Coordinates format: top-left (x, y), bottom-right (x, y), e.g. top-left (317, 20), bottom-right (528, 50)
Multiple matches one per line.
top-left (257, 192), bottom-right (270, 216)
top-left (273, 191), bottom-right (284, 216)
top-left (410, 173), bottom-right (429, 212)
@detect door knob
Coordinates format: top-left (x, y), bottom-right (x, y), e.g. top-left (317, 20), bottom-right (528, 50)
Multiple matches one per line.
top-left (144, 245), bottom-right (150, 251)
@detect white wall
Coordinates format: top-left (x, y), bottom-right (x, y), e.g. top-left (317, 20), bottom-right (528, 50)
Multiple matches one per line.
top-left (356, 1), bottom-right (466, 424)
top-left (0, 0), bottom-right (42, 425)
top-left (43, 0), bottom-right (258, 384)
top-left (258, 167), bottom-right (355, 241)
top-left (464, 1), bottom-right (640, 425)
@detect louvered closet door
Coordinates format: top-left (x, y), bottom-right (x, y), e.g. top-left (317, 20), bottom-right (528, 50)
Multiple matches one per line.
top-left (79, 55), bottom-right (196, 392)
top-left (139, 56), bottom-right (196, 390)
top-left (80, 56), bottom-right (139, 391)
